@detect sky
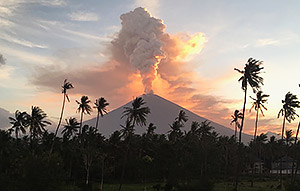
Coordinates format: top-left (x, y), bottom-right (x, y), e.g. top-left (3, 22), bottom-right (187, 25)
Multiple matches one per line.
top-left (1, 0), bottom-right (300, 136)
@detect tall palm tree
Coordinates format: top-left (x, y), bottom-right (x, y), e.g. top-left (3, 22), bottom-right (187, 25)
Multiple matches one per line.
top-left (94, 97), bottom-right (109, 130)
top-left (278, 92), bottom-right (300, 188)
top-left (230, 110), bottom-right (243, 141)
top-left (76, 96), bottom-right (92, 133)
top-left (119, 97), bottom-right (150, 191)
top-left (278, 92), bottom-right (300, 140)
top-left (61, 117), bottom-right (80, 139)
top-left (250, 91), bottom-right (269, 139)
top-left (8, 110), bottom-right (29, 139)
top-left (122, 97), bottom-right (150, 127)
top-left (54, 79), bottom-right (74, 137)
top-left (28, 106), bottom-right (51, 139)
top-left (234, 58), bottom-right (264, 144)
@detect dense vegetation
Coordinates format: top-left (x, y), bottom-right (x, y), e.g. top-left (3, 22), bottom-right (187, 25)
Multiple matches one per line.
top-left (2, 58), bottom-right (300, 191)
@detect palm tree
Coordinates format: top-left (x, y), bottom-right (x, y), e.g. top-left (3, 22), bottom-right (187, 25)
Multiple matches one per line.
top-left (278, 92), bottom-right (300, 188)
top-left (146, 123), bottom-right (156, 136)
top-left (120, 120), bottom-right (135, 140)
top-left (94, 97), bottom-right (109, 130)
top-left (76, 96), bottom-right (92, 133)
top-left (168, 120), bottom-right (183, 142)
top-left (54, 79), bottom-right (73, 137)
top-left (250, 91), bottom-right (269, 139)
top-left (234, 58), bottom-right (264, 144)
top-left (8, 110), bottom-right (29, 139)
top-left (28, 106), bottom-right (51, 139)
top-left (278, 92), bottom-right (300, 140)
top-left (61, 117), bottom-right (80, 139)
top-left (122, 97), bottom-right (150, 127)
top-left (230, 110), bottom-right (243, 141)
top-left (119, 97), bottom-right (150, 191)
top-left (176, 110), bottom-right (188, 125)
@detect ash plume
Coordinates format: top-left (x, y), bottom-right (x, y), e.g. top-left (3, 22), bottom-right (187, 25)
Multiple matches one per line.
top-left (111, 7), bottom-right (166, 94)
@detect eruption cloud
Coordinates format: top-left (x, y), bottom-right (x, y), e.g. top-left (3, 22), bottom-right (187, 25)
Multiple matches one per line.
top-left (112, 7), bottom-right (166, 93)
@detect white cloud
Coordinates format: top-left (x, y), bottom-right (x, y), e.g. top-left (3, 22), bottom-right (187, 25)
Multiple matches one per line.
top-left (1, 46), bottom-right (52, 65)
top-left (68, 11), bottom-right (99, 21)
top-left (255, 38), bottom-right (280, 47)
top-left (0, 33), bottom-right (48, 48)
top-left (0, 65), bottom-right (14, 79)
top-left (0, 17), bottom-right (15, 27)
top-left (134, 0), bottom-right (160, 17)
top-left (61, 28), bottom-right (109, 41)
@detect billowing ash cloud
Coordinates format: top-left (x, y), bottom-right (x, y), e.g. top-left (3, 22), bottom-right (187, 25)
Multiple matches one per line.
top-left (0, 54), bottom-right (6, 66)
top-left (112, 7), bottom-right (166, 93)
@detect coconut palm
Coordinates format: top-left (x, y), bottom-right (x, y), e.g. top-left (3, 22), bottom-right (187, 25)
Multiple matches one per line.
top-left (168, 120), bottom-right (183, 142)
top-left (234, 58), bottom-right (264, 144)
top-left (230, 110), bottom-right (243, 141)
top-left (94, 97), bottom-right (109, 130)
top-left (122, 97), bottom-right (150, 127)
top-left (250, 91), bottom-right (269, 139)
top-left (62, 117), bottom-right (80, 139)
top-left (28, 106), bottom-right (51, 139)
top-left (119, 97), bottom-right (150, 191)
top-left (278, 92), bottom-right (300, 187)
top-left (54, 79), bottom-right (74, 137)
top-left (278, 92), bottom-right (300, 140)
top-left (76, 96), bottom-right (92, 133)
top-left (176, 110), bottom-right (188, 125)
top-left (120, 120), bottom-right (135, 140)
top-left (146, 123), bottom-right (156, 136)
top-left (8, 110), bottom-right (29, 139)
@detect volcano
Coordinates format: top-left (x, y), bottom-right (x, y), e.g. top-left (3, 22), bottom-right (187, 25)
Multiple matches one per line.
top-left (84, 93), bottom-right (252, 143)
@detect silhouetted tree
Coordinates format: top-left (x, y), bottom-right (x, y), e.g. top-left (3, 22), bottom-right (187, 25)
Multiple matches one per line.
top-left (230, 110), bottom-right (243, 141)
top-left (119, 97), bottom-right (150, 191)
top-left (28, 106), bottom-right (51, 140)
top-left (176, 110), bottom-right (188, 125)
top-left (122, 97), bottom-right (151, 127)
top-left (76, 96), bottom-right (92, 133)
top-left (54, 79), bottom-right (73, 137)
top-left (278, 92), bottom-right (300, 188)
top-left (235, 58), bottom-right (264, 144)
top-left (8, 110), bottom-right (28, 139)
top-left (250, 91), bottom-right (269, 139)
top-left (61, 117), bottom-right (80, 140)
top-left (94, 97), bottom-right (109, 130)
top-left (278, 92), bottom-right (300, 140)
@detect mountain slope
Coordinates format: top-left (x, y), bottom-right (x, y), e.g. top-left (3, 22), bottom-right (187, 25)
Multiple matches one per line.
top-left (85, 93), bottom-right (252, 143)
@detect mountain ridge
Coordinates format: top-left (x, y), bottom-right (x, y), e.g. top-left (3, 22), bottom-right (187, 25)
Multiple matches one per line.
top-left (85, 93), bottom-right (253, 143)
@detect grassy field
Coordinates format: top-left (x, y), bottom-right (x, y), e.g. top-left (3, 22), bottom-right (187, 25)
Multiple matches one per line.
top-left (97, 180), bottom-right (286, 191)
top-left (213, 180), bottom-right (285, 191)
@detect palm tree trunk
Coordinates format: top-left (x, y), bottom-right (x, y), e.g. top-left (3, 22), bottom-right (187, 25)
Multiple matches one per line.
top-left (291, 122), bottom-right (300, 183)
top-left (239, 86), bottom-right (247, 144)
top-left (16, 130), bottom-right (18, 139)
top-left (254, 109), bottom-right (259, 140)
top-left (50, 94), bottom-right (66, 154)
top-left (235, 123), bottom-right (237, 141)
top-left (55, 93), bottom-right (66, 136)
top-left (119, 140), bottom-right (130, 191)
top-left (119, 119), bottom-right (135, 191)
top-left (280, 115), bottom-right (286, 188)
top-left (80, 111), bottom-right (84, 134)
top-left (100, 157), bottom-right (104, 191)
top-left (96, 112), bottom-right (100, 130)
top-left (235, 87), bottom-right (247, 191)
